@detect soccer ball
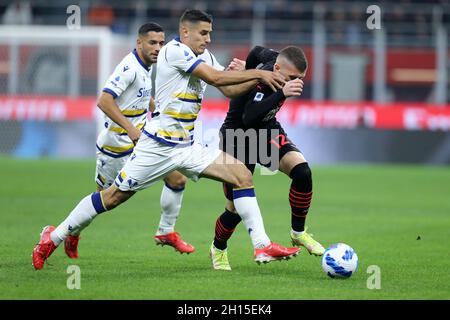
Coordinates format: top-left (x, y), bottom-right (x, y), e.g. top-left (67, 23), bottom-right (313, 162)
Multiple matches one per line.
top-left (322, 243), bottom-right (358, 279)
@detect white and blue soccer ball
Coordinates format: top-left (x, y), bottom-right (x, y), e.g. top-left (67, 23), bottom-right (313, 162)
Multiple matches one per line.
top-left (322, 243), bottom-right (358, 279)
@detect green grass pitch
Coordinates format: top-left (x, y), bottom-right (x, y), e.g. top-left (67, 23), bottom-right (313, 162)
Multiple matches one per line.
top-left (0, 157), bottom-right (449, 299)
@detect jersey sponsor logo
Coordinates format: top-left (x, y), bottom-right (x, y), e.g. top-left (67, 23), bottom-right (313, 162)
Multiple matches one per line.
top-left (137, 88), bottom-right (151, 98)
top-left (262, 106), bottom-right (281, 122)
top-left (184, 49), bottom-right (194, 61)
top-left (127, 178), bottom-right (138, 188)
top-left (254, 92), bottom-right (264, 102)
top-left (270, 134), bottom-right (289, 149)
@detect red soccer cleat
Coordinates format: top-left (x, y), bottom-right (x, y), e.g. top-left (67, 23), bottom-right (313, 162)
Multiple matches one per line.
top-left (32, 226), bottom-right (57, 270)
top-left (64, 235), bottom-right (80, 259)
top-left (254, 242), bottom-right (300, 264)
top-left (154, 232), bottom-right (195, 254)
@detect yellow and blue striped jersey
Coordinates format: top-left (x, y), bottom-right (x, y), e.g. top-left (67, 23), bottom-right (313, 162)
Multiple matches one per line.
top-left (96, 49), bottom-right (152, 157)
top-left (144, 37), bottom-right (224, 146)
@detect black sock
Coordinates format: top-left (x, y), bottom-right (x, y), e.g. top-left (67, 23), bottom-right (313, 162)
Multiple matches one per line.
top-left (213, 209), bottom-right (242, 250)
top-left (289, 163), bottom-right (313, 233)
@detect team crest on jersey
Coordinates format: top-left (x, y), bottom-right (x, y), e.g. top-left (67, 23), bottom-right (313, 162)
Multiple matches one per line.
top-left (123, 65), bottom-right (129, 72)
top-left (254, 92), bottom-right (264, 101)
top-left (115, 76), bottom-right (120, 82)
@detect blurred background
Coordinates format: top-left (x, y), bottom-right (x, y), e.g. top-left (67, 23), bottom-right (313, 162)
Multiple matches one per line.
top-left (0, 0), bottom-right (448, 164)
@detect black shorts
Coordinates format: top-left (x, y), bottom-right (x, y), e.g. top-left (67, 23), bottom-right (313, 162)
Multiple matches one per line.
top-left (219, 122), bottom-right (300, 201)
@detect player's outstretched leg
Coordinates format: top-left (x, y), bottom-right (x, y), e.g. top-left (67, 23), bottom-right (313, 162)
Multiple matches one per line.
top-left (32, 187), bottom-right (133, 270)
top-left (202, 151), bottom-right (300, 266)
top-left (154, 172), bottom-right (194, 254)
top-left (286, 161), bottom-right (325, 256)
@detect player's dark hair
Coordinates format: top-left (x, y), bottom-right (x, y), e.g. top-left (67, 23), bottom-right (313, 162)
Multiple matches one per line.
top-left (279, 46), bottom-right (308, 72)
top-left (180, 9), bottom-right (213, 24)
top-left (138, 22), bottom-right (164, 36)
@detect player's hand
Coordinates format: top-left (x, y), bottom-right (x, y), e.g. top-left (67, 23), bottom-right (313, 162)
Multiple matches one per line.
top-left (258, 70), bottom-right (286, 92)
top-left (282, 78), bottom-right (304, 97)
top-left (127, 126), bottom-right (142, 145)
top-left (226, 58), bottom-right (246, 71)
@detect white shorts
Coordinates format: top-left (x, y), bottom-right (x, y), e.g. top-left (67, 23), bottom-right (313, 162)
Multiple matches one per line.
top-left (114, 134), bottom-right (221, 191)
top-left (94, 151), bottom-right (129, 189)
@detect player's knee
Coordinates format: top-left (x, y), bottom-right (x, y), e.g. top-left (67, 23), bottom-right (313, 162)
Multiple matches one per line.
top-left (233, 167), bottom-right (254, 189)
top-left (289, 162), bottom-right (312, 190)
top-left (165, 174), bottom-right (187, 190)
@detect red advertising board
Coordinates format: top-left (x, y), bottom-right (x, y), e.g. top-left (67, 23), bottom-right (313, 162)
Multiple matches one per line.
top-left (1, 96), bottom-right (449, 131)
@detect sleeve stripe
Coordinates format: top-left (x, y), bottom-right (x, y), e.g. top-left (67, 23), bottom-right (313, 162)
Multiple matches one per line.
top-left (208, 51), bottom-right (214, 66)
top-left (186, 59), bottom-right (204, 74)
top-left (102, 88), bottom-right (118, 99)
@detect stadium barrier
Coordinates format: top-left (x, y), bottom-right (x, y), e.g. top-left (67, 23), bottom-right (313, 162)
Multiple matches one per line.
top-left (1, 97), bottom-right (449, 163)
top-left (1, 96), bottom-right (449, 131)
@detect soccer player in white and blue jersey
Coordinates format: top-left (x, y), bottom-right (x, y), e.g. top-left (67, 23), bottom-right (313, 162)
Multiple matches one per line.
top-left (32, 10), bottom-right (299, 270)
top-left (62, 23), bottom-right (194, 259)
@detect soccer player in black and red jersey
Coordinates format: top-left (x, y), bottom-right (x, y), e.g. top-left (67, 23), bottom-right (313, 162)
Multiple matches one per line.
top-left (210, 46), bottom-right (325, 270)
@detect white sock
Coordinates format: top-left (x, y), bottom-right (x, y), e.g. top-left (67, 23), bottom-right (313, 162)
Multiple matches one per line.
top-left (69, 219), bottom-right (92, 237)
top-left (156, 184), bottom-right (184, 235)
top-left (51, 193), bottom-right (104, 246)
top-left (233, 188), bottom-right (271, 249)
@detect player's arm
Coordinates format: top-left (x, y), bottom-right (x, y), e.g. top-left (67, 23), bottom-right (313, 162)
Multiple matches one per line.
top-left (217, 80), bottom-right (258, 98)
top-left (97, 92), bottom-right (141, 145)
top-left (241, 89), bottom-right (285, 126)
top-left (216, 46), bottom-right (278, 98)
top-left (149, 97), bottom-right (155, 113)
top-left (216, 59), bottom-right (256, 98)
top-left (191, 62), bottom-right (285, 92)
top-left (242, 79), bottom-right (303, 126)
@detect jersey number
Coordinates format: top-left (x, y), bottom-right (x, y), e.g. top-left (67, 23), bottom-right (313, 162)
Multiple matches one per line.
top-left (270, 134), bottom-right (288, 149)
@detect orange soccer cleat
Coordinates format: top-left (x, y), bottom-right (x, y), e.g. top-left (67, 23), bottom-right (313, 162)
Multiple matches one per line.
top-left (154, 232), bottom-right (195, 254)
top-left (32, 226), bottom-right (57, 270)
top-left (254, 242), bottom-right (300, 264)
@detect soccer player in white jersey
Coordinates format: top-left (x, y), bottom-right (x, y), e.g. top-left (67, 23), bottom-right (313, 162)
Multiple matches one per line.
top-left (63, 23), bottom-right (195, 259)
top-left (32, 9), bottom-right (300, 271)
